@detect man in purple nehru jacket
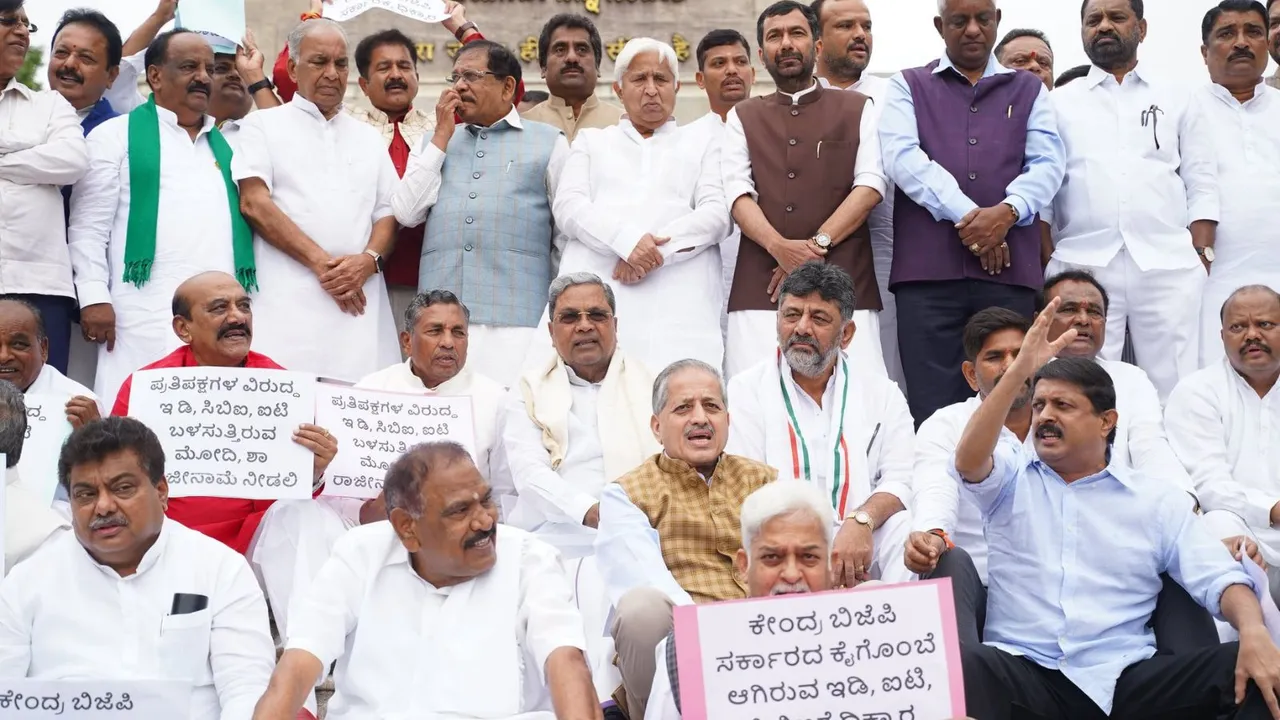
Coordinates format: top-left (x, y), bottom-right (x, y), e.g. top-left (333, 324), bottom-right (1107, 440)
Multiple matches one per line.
top-left (880, 0), bottom-right (1064, 426)
top-left (721, 0), bottom-right (889, 380)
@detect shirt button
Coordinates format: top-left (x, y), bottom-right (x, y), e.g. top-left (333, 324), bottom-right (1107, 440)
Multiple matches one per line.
top-left (464, 244), bottom-right (474, 251)
top-left (969, 138), bottom-right (978, 145)
top-left (969, 172), bottom-right (978, 180)
top-left (472, 172), bottom-right (481, 179)
top-left (465, 217), bottom-right (474, 224)
top-left (788, 172), bottom-right (796, 179)
top-left (479, 133), bottom-right (487, 140)
top-left (786, 204), bottom-right (795, 212)
top-left (468, 192), bottom-right (477, 199)
top-left (789, 138), bottom-right (797, 146)
top-left (477, 150), bottom-right (485, 158)
top-left (970, 105), bottom-right (979, 113)
top-left (791, 109), bottom-right (799, 116)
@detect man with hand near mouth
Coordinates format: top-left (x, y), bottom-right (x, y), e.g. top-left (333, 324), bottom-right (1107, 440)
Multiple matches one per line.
top-left (595, 358), bottom-right (777, 717)
top-left (1168, 285), bottom-right (1280, 605)
top-left (524, 13), bottom-right (624, 142)
top-left (110, 272), bottom-right (344, 644)
top-left (393, 41), bottom-right (568, 387)
top-left (70, 29), bottom-right (249, 409)
top-left (1184, 0), bottom-right (1280, 368)
top-left (253, 443), bottom-right (601, 720)
top-left (355, 290), bottom-right (512, 519)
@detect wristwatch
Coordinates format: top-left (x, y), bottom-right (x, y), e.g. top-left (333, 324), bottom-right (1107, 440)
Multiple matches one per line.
top-left (812, 232), bottom-right (832, 250)
top-left (1196, 246), bottom-right (1216, 263)
top-left (246, 78), bottom-right (275, 95)
top-left (363, 249), bottom-right (384, 274)
top-left (454, 21), bottom-right (478, 40)
top-left (1003, 202), bottom-right (1020, 222)
top-left (847, 510), bottom-right (875, 531)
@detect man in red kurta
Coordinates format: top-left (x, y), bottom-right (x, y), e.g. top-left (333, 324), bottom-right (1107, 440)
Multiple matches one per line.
top-left (112, 271), bottom-right (338, 555)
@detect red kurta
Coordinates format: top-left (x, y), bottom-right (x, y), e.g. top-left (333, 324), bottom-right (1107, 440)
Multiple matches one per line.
top-left (113, 346), bottom-right (287, 555)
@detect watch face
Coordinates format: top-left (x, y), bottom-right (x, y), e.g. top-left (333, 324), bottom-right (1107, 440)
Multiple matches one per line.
top-left (815, 234), bottom-right (832, 248)
top-left (1204, 247), bottom-right (1216, 262)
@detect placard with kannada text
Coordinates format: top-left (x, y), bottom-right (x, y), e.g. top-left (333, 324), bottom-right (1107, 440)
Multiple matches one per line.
top-left (16, 394), bottom-right (72, 506)
top-left (323, 0), bottom-right (450, 23)
top-left (0, 679), bottom-right (192, 718)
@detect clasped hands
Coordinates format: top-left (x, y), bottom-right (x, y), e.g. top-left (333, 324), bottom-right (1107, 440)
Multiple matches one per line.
top-left (613, 233), bottom-right (670, 285)
top-left (315, 253), bottom-right (377, 316)
top-left (957, 205), bottom-right (1017, 276)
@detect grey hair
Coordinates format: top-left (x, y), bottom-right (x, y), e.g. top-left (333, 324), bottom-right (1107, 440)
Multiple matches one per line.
top-left (547, 272), bottom-right (617, 315)
top-left (740, 480), bottom-right (834, 556)
top-left (287, 17), bottom-right (347, 62)
top-left (777, 262), bottom-right (857, 322)
top-left (404, 290), bottom-right (471, 333)
top-left (0, 380), bottom-right (26, 468)
top-left (652, 359), bottom-right (726, 415)
top-left (613, 37), bottom-right (680, 86)
top-left (382, 442), bottom-right (475, 520)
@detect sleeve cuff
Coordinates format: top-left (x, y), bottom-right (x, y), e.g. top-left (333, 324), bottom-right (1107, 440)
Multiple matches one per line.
top-left (1206, 574), bottom-right (1255, 619)
top-left (76, 282), bottom-right (112, 308)
top-left (1188, 201), bottom-right (1220, 224)
top-left (281, 641), bottom-right (332, 684)
top-left (942, 196), bottom-right (980, 225)
top-left (1248, 499), bottom-right (1274, 530)
top-left (871, 482), bottom-right (912, 511)
top-left (566, 492), bottom-right (599, 525)
top-left (725, 183), bottom-right (758, 205)
top-left (611, 224), bottom-right (650, 261)
top-left (1004, 195), bottom-right (1033, 226)
top-left (853, 172), bottom-right (888, 199)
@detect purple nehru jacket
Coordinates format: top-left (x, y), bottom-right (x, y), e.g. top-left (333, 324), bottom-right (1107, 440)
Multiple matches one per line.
top-left (891, 60), bottom-right (1044, 290)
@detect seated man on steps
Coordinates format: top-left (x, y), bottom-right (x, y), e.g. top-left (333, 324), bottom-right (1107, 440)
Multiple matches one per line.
top-left (596, 359), bottom-right (777, 717)
top-left (252, 442), bottom-right (602, 720)
top-left (944, 299), bottom-right (1280, 720)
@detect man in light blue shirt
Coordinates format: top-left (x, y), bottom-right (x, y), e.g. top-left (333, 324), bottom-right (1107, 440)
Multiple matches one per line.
top-left (946, 297), bottom-right (1280, 719)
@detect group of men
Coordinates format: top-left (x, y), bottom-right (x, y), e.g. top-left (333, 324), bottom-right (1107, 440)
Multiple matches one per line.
top-left (1, 0), bottom-right (1280, 718)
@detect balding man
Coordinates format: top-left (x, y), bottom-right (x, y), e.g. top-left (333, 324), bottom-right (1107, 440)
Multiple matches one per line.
top-left (111, 272), bottom-right (348, 642)
top-left (235, 18), bottom-right (400, 384)
top-left (1167, 285), bottom-right (1280, 602)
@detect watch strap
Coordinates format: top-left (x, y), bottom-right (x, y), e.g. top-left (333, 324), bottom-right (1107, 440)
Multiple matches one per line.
top-left (246, 78), bottom-right (275, 95)
top-left (454, 21), bottom-right (477, 40)
top-left (1003, 202), bottom-right (1020, 222)
top-left (363, 249), bottom-right (384, 273)
top-left (928, 529), bottom-right (955, 550)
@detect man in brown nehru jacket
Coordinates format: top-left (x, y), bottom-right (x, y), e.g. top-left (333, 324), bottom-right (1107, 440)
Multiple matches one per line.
top-left (721, 0), bottom-right (888, 380)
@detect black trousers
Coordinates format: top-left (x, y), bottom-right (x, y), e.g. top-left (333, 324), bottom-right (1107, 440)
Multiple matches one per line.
top-left (894, 279), bottom-right (1036, 427)
top-left (11, 293), bottom-right (75, 374)
top-left (927, 548), bottom-right (1259, 720)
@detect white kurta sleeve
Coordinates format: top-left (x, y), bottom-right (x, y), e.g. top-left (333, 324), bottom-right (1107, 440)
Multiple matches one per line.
top-left (655, 139), bottom-right (730, 263)
top-left (0, 569), bottom-right (32, 677)
top-left (500, 392), bottom-right (599, 525)
top-left (68, 121), bottom-right (126, 309)
top-left (391, 141), bottom-right (445, 228)
top-left (544, 133), bottom-right (570, 207)
top-left (284, 538), bottom-right (363, 675)
top-left (0, 94), bottom-right (87, 186)
top-left (644, 638), bottom-right (682, 720)
top-left (371, 144), bottom-right (398, 224)
top-left (209, 557), bottom-right (276, 720)
top-left (852, 100), bottom-right (888, 199)
top-left (1165, 378), bottom-right (1272, 528)
top-left (552, 131), bottom-right (650, 260)
top-left (595, 483), bottom-right (694, 608)
top-left (869, 383), bottom-right (915, 507)
top-left (1117, 367), bottom-right (1196, 498)
top-left (721, 108), bottom-right (756, 204)
top-left (518, 537), bottom-right (589, 685)
top-left (103, 51), bottom-right (146, 114)
top-left (1178, 101), bottom-right (1220, 224)
top-left (230, 114), bottom-right (274, 190)
top-left (910, 410), bottom-right (962, 534)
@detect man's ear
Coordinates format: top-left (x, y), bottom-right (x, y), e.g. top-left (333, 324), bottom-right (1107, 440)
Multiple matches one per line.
top-left (173, 315), bottom-right (192, 344)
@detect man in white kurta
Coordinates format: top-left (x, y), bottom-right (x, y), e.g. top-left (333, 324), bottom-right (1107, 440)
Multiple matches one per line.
top-left (1166, 285), bottom-right (1280, 601)
top-left (0, 417), bottom-right (276, 720)
top-left (233, 19), bottom-right (400, 384)
top-left (355, 290), bottom-right (512, 506)
top-left (253, 444), bottom-right (599, 720)
top-left (501, 274), bottom-right (658, 699)
top-left (814, 0), bottom-right (905, 391)
top-left (1182, 8), bottom-right (1280, 368)
top-left (69, 32), bottom-right (239, 407)
top-left (725, 263), bottom-right (914, 585)
top-left (552, 39), bottom-right (729, 372)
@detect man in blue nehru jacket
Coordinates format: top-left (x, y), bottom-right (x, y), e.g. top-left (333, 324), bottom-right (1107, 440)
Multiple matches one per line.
top-left (880, 0), bottom-right (1064, 427)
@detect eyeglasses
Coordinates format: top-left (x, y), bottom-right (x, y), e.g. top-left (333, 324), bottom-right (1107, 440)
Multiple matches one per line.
top-left (446, 69), bottom-right (500, 85)
top-left (0, 16), bottom-right (35, 32)
top-left (556, 310), bottom-right (613, 326)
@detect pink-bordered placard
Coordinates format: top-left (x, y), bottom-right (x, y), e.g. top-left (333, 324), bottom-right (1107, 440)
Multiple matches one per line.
top-left (674, 578), bottom-right (966, 720)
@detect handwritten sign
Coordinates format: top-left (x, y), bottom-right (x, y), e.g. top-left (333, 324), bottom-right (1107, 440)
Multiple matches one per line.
top-left (323, 0), bottom-right (450, 23)
top-left (129, 368), bottom-right (316, 501)
top-left (674, 579), bottom-right (965, 720)
top-left (16, 395), bottom-right (72, 506)
top-left (175, 0), bottom-right (245, 54)
top-left (315, 383), bottom-right (476, 500)
top-left (0, 680), bottom-right (191, 718)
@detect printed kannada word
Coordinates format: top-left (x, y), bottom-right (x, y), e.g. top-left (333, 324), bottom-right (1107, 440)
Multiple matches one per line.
top-left (747, 610), bottom-right (825, 637)
top-left (0, 680), bottom-right (192, 718)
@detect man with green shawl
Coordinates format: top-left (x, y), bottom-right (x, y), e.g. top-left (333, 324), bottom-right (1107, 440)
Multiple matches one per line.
top-left (68, 29), bottom-right (254, 407)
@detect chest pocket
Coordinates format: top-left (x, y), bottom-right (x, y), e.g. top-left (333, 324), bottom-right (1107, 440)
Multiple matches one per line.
top-left (158, 610), bottom-right (213, 684)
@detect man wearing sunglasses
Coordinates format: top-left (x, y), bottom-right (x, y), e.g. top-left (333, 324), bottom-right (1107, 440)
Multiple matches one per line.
top-left (391, 40), bottom-right (569, 388)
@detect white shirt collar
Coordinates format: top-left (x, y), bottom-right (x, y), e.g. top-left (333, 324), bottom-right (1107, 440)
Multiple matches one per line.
top-left (1084, 62), bottom-right (1150, 89)
top-left (154, 102), bottom-right (216, 138)
top-left (291, 93), bottom-right (345, 123)
top-left (80, 518), bottom-right (172, 579)
top-left (1207, 80), bottom-right (1272, 108)
top-left (779, 78), bottom-right (820, 104)
top-left (619, 116), bottom-right (677, 139)
top-left (1228, 359), bottom-right (1280, 401)
top-left (565, 364), bottom-right (602, 388)
top-left (934, 53), bottom-right (1011, 80)
top-left (1, 76), bottom-right (32, 100)
top-left (467, 104), bottom-right (523, 132)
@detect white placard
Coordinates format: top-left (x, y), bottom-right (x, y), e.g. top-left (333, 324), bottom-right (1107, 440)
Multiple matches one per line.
top-left (673, 580), bottom-right (966, 720)
top-left (130, 368), bottom-right (316, 500)
top-left (323, 0), bottom-right (450, 23)
top-left (0, 679), bottom-right (191, 718)
top-left (175, 0), bottom-right (245, 53)
top-left (315, 383), bottom-right (476, 500)
top-left (16, 395), bottom-right (72, 506)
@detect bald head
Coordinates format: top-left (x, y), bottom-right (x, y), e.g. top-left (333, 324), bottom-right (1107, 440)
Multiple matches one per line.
top-left (1221, 285), bottom-right (1280, 322)
top-left (0, 297), bottom-right (48, 391)
top-left (172, 272), bottom-right (254, 367)
top-left (1220, 285), bottom-right (1280, 387)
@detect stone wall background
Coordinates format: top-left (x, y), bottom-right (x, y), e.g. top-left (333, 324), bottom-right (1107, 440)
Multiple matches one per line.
top-left (248, 0), bottom-right (786, 121)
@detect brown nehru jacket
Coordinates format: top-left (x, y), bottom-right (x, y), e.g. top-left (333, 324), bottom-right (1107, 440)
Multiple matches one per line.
top-left (729, 85), bottom-right (881, 313)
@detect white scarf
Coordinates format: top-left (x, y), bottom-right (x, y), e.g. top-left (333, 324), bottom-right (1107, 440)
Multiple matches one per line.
top-left (758, 349), bottom-right (876, 518)
top-left (518, 351), bottom-right (657, 484)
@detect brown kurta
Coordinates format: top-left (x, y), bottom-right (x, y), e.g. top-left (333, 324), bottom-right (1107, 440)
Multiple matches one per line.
top-left (730, 85), bottom-right (882, 314)
top-left (616, 453), bottom-right (777, 604)
top-left (521, 93), bottom-right (625, 142)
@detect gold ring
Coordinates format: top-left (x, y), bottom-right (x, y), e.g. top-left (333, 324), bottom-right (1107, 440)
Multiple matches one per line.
top-left (1000, 242), bottom-right (1009, 250)
top-left (970, 243), bottom-right (981, 254)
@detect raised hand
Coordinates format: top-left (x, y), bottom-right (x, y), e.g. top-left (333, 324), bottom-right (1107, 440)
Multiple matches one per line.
top-left (1011, 296), bottom-right (1078, 379)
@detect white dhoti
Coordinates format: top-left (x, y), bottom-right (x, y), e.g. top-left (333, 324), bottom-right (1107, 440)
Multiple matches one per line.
top-left (868, 510), bottom-right (915, 584)
top-left (872, 242), bottom-right (905, 393)
top-left (725, 309), bottom-right (885, 380)
top-left (1200, 510), bottom-right (1280, 605)
top-left (467, 324), bottom-right (540, 389)
top-left (1046, 249), bottom-right (1204, 401)
top-left (250, 496), bottom-right (362, 639)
